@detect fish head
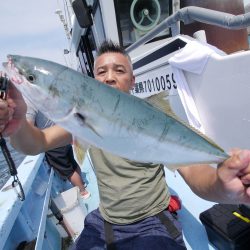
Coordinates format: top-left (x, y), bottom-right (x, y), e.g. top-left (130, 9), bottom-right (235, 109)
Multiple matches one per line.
top-left (3, 55), bottom-right (75, 121)
top-left (3, 54), bottom-right (57, 87)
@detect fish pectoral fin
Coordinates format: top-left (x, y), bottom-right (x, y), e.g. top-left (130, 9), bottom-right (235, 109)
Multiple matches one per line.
top-left (72, 137), bottom-right (89, 166)
top-left (74, 112), bottom-right (102, 138)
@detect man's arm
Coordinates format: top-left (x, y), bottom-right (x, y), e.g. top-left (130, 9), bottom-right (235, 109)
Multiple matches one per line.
top-left (178, 150), bottom-right (250, 204)
top-left (10, 120), bottom-right (72, 155)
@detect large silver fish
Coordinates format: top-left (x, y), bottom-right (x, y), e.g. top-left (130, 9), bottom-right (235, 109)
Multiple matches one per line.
top-left (3, 55), bottom-right (229, 168)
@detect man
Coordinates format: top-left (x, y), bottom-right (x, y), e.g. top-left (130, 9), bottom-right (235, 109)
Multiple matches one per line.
top-left (0, 41), bottom-right (250, 249)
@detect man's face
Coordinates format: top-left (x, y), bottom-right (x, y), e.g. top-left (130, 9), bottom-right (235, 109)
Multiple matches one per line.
top-left (94, 52), bottom-right (135, 93)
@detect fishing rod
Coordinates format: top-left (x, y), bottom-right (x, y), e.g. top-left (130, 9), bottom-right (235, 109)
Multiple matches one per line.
top-left (0, 75), bottom-right (25, 201)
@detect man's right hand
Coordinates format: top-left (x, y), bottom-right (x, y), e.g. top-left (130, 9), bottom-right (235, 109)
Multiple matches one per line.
top-left (0, 81), bottom-right (27, 137)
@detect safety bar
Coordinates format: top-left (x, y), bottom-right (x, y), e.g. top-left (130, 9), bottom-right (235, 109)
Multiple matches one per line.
top-left (126, 6), bottom-right (250, 53)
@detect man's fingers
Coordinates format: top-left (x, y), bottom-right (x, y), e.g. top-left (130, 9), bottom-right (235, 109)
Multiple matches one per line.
top-left (0, 125), bottom-right (5, 133)
top-left (0, 100), bottom-right (9, 122)
top-left (0, 99), bottom-right (14, 118)
top-left (218, 150), bottom-right (250, 183)
top-left (226, 150), bottom-right (250, 170)
top-left (237, 150), bottom-right (250, 172)
top-left (241, 173), bottom-right (250, 185)
top-left (0, 99), bottom-right (8, 109)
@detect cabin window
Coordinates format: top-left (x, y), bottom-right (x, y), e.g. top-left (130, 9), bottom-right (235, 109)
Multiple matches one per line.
top-left (77, 29), bottom-right (97, 77)
top-left (114, 0), bottom-right (172, 47)
top-left (76, 0), bottom-right (103, 77)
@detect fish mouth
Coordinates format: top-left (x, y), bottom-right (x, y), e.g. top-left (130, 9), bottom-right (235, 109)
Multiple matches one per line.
top-left (2, 56), bottom-right (26, 84)
top-left (3, 56), bottom-right (50, 115)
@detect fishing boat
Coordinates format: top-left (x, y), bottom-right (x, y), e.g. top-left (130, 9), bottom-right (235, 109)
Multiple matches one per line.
top-left (1, 0), bottom-right (250, 249)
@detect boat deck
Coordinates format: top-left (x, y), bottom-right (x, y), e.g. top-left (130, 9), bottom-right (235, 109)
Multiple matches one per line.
top-left (164, 167), bottom-right (215, 249)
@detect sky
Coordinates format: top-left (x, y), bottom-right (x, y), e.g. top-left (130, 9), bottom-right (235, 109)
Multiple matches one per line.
top-left (246, 0), bottom-right (250, 6)
top-left (0, 0), bottom-right (75, 70)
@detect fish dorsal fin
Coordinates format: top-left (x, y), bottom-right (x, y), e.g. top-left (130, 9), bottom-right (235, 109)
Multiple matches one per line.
top-left (145, 91), bottom-right (175, 116)
top-left (72, 137), bottom-right (89, 166)
top-left (145, 92), bottom-right (226, 153)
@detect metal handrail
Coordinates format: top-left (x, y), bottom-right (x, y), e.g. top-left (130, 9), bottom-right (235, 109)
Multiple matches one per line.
top-left (126, 6), bottom-right (250, 53)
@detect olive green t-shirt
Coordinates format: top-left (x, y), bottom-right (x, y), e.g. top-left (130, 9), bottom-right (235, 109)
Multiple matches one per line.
top-left (89, 148), bottom-right (170, 224)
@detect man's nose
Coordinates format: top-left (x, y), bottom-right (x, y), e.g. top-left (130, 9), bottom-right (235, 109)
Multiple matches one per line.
top-left (105, 70), bottom-right (115, 84)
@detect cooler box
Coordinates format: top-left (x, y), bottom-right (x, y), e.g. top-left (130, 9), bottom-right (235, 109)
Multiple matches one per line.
top-left (200, 204), bottom-right (250, 250)
top-left (53, 186), bottom-right (87, 239)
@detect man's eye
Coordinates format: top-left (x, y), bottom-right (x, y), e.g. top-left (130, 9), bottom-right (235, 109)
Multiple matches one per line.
top-left (117, 69), bottom-right (125, 73)
top-left (97, 71), bottom-right (105, 75)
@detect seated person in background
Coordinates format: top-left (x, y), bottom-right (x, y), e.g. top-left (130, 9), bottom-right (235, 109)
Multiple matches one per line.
top-left (25, 98), bottom-right (90, 199)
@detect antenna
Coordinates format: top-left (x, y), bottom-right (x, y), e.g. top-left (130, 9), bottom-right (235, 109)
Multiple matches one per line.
top-left (55, 9), bottom-right (71, 40)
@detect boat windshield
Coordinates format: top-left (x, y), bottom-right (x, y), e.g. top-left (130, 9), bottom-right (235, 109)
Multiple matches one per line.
top-left (114, 0), bottom-right (172, 47)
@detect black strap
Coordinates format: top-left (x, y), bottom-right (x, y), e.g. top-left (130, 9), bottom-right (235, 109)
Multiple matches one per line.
top-left (0, 76), bottom-right (25, 201)
top-left (156, 211), bottom-right (181, 239)
top-left (104, 220), bottom-right (116, 250)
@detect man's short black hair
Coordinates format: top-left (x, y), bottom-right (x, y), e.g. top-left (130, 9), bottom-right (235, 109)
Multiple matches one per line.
top-left (95, 40), bottom-right (133, 70)
top-left (96, 40), bottom-right (128, 57)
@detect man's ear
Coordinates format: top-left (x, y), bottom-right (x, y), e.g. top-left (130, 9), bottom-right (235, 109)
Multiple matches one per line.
top-left (130, 75), bottom-right (135, 90)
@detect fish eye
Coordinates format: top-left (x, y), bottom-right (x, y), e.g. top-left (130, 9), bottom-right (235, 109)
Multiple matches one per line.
top-left (28, 74), bottom-right (35, 83)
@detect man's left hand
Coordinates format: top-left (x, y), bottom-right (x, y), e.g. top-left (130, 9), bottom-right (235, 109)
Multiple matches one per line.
top-left (217, 149), bottom-right (250, 204)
